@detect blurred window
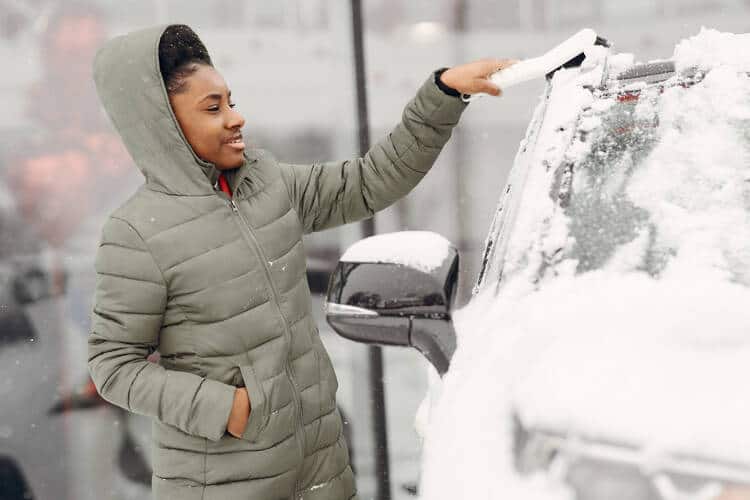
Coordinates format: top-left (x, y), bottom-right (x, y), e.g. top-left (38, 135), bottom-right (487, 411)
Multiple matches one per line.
top-left (251, 127), bottom-right (333, 164)
top-left (98, 0), bottom-right (154, 26)
top-left (466, 0), bottom-right (521, 30)
top-left (365, 0), bottom-right (452, 32)
top-left (253, 2), bottom-right (285, 28)
top-left (547, 0), bottom-right (601, 27)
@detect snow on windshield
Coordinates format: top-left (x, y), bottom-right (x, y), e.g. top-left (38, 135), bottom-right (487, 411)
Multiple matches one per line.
top-left (491, 64), bottom-right (594, 289)
top-left (419, 29), bottom-right (750, 499)
top-left (625, 65), bottom-right (750, 285)
top-left (340, 230), bottom-right (452, 273)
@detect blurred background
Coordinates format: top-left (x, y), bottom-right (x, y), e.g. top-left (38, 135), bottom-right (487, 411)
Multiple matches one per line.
top-left (0, 1), bottom-right (747, 499)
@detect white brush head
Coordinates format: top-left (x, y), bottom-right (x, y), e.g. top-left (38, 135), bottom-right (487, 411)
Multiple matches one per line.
top-left (465, 28), bottom-right (601, 102)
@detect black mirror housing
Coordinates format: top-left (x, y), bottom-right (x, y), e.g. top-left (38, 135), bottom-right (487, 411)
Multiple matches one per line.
top-left (325, 231), bottom-right (459, 375)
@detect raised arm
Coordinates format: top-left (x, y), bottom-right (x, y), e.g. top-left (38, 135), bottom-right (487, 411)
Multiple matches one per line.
top-left (278, 60), bottom-right (515, 234)
top-left (87, 216), bottom-right (237, 442)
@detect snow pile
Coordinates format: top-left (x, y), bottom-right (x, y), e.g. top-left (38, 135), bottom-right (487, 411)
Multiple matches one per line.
top-left (512, 272), bottom-right (750, 461)
top-left (340, 230), bottom-right (452, 273)
top-left (421, 268), bottom-right (750, 499)
top-left (607, 52), bottom-right (636, 78)
top-left (672, 27), bottom-right (750, 72)
top-left (418, 285), bottom-right (575, 500)
top-left (418, 29), bottom-right (750, 499)
top-left (627, 65), bottom-right (750, 285)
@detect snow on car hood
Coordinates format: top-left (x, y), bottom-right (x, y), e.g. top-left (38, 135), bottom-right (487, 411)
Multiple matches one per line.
top-left (509, 270), bottom-right (750, 458)
top-left (419, 29), bottom-right (750, 499)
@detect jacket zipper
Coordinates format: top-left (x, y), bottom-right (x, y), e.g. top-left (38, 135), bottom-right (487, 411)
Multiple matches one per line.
top-left (228, 198), bottom-right (306, 499)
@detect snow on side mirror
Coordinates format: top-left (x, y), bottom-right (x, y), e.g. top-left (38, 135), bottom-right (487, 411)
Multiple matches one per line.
top-left (324, 231), bottom-right (459, 375)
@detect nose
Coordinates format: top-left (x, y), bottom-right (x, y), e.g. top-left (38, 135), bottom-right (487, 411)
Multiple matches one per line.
top-left (226, 106), bottom-right (245, 130)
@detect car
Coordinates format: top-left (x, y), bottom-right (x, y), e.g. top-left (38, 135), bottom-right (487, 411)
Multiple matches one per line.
top-left (324, 28), bottom-right (750, 500)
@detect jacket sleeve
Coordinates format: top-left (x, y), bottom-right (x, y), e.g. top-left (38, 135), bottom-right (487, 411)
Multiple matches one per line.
top-left (87, 216), bottom-right (236, 442)
top-left (278, 70), bottom-right (468, 234)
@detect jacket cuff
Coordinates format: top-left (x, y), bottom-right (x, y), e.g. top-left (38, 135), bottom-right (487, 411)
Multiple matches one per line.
top-left (417, 70), bottom-right (470, 126)
top-left (434, 67), bottom-right (461, 97)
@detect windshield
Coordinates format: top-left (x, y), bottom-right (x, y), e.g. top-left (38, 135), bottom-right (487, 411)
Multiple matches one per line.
top-left (560, 89), bottom-right (664, 276)
top-left (489, 67), bottom-right (750, 292)
top-left (561, 73), bottom-right (750, 285)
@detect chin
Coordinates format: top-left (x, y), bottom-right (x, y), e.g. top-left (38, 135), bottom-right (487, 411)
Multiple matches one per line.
top-left (217, 156), bottom-right (245, 170)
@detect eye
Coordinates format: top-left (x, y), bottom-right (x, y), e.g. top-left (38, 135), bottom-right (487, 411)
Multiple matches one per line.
top-left (229, 102), bottom-right (236, 108)
top-left (207, 105), bottom-right (219, 112)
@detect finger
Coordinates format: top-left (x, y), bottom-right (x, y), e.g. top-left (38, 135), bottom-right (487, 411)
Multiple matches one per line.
top-left (477, 58), bottom-right (519, 79)
top-left (474, 78), bottom-right (501, 97)
top-left (477, 58), bottom-right (504, 77)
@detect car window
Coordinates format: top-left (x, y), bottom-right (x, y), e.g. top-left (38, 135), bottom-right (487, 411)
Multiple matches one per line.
top-left (556, 88), bottom-right (662, 276)
top-left (481, 66), bottom-right (750, 292)
top-left (558, 73), bottom-right (750, 285)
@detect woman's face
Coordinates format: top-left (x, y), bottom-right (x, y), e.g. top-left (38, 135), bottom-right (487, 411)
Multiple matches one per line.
top-left (168, 64), bottom-right (246, 170)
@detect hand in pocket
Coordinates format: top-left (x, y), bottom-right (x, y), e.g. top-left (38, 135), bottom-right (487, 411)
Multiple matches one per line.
top-left (236, 365), bottom-right (269, 442)
top-left (226, 387), bottom-right (252, 438)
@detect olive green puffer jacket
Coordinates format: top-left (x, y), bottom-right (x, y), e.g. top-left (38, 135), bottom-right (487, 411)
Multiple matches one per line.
top-left (87, 24), bottom-right (467, 500)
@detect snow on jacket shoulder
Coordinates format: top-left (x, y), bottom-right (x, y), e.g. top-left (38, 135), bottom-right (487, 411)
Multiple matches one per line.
top-left (87, 23), bottom-right (467, 500)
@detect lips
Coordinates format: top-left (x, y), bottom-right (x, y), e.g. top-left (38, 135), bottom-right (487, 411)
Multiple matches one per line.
top-left (223, 132), bottom-right (245, 151)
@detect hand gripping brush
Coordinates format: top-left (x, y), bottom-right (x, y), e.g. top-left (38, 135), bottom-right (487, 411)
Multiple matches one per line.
top-left (463, 28), bottom-right (610, 102)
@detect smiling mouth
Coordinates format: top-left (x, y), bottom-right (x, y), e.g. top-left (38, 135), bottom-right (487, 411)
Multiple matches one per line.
top-left (224, 134), bottom-right (245, 150)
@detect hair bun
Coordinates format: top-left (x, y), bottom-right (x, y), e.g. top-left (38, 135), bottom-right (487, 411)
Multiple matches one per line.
top-left (158, 24), bottom-right (213, 94)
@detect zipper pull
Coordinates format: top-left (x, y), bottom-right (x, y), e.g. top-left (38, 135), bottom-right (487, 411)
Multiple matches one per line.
top-left (230, 199), bottom-right (239, 213)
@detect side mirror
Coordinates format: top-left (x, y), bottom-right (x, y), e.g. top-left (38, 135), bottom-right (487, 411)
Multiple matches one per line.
top-left (325, 231), bottom-right (458, 375)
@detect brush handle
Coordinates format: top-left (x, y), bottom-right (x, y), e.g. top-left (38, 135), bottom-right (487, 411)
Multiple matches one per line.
top-left (489, 57), bottom-right (547, 89)
top-left (462, 28), bottom-right (598, 102)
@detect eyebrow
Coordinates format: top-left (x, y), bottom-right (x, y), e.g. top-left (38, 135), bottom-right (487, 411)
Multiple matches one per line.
top-left (199, 90), bottom-right (232, 104)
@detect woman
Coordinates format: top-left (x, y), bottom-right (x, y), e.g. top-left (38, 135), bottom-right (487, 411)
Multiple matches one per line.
top-left (87, 23), bottom-right (514, 500)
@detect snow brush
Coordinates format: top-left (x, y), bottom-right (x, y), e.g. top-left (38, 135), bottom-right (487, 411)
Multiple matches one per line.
top-left (463, 28), bottom-right (610, 102)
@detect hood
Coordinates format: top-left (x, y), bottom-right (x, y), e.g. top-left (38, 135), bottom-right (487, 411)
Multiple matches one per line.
top-left (92, 24), bottom-right (257, 196)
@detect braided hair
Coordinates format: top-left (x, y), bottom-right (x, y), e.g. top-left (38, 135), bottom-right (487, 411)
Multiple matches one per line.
top-left (158, 24), bottom-right (213, 95)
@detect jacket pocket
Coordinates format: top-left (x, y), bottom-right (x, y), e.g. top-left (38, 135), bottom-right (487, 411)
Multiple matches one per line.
top-left (238, 364), bottom-right (269, 442)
